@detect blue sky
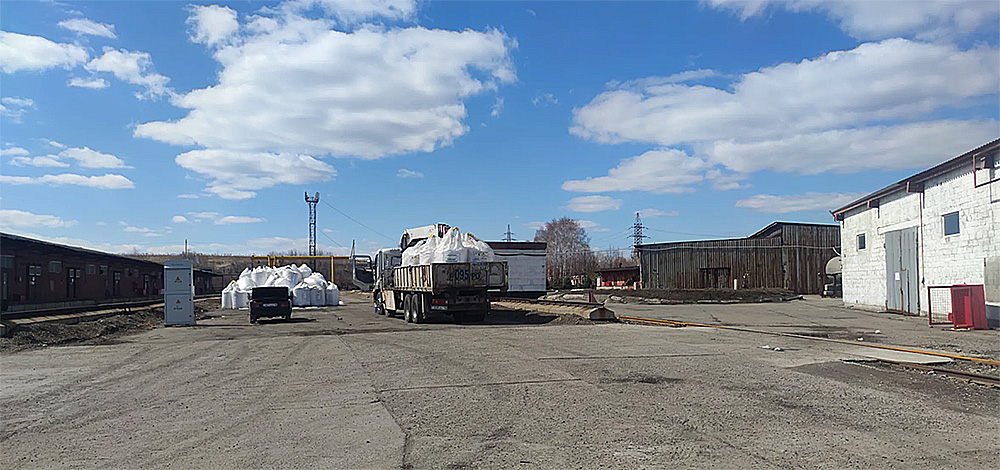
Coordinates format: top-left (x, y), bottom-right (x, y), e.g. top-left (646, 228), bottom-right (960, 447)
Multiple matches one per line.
top-left (1, 0), bottom-right (998, 255)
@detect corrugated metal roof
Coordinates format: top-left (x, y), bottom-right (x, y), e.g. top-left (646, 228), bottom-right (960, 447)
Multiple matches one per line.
top-left (831, 138), bottom-right (999, 218)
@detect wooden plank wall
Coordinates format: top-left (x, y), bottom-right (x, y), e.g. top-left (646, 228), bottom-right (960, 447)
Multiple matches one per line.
top-left (638, 224), bottom-right (841, 294)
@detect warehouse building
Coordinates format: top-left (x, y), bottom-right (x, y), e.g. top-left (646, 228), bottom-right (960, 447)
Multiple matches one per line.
top-left (596, 266), bottom-right (640, 289)
top-left (637, 222), bottom-right (840, 294)
top-left (1, 233), bottom-right (221, 311)
top-left (831, 139), bottom-right (999, 322)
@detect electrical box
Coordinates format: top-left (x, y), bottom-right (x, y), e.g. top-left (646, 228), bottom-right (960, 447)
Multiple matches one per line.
top-left (164, 260), bottom-right (195, 326)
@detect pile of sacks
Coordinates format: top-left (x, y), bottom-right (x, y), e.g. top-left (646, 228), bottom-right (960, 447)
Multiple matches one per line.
top-left (221, 264), bottom-right (340, 309)
top-left (402, 227), bottom-right (495, 266)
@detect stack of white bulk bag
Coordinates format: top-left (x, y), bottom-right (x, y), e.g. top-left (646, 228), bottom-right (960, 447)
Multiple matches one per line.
top-left (221, 263), bottom-right (340, 308)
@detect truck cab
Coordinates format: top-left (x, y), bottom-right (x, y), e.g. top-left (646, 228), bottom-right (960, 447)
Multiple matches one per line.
top-left (372, 248), bottom-right (401, 315)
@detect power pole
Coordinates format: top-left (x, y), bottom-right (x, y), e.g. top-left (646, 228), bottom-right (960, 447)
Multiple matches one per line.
top-left (630, 212), bottom-right (648, 258)
top-left (305, 192), bottom-right (320, 256)
top-left (502, 224), bottom-right (516, 242)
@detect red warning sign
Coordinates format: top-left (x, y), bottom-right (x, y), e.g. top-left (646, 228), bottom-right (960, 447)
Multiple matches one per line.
top-left (176, 299), bottom-right (181, 303)
top-left (175, 277), bottom-right (181, 282)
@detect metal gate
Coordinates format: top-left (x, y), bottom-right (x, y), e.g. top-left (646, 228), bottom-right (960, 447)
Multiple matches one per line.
top-left (885, 227), bottom-right (919, 314)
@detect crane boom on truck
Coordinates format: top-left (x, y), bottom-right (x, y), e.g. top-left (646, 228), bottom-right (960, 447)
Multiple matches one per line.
top-left (372, 224), bottom-right (507, 323)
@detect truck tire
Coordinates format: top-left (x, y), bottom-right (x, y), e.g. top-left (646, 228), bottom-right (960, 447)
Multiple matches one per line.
top-left (404, 294), bottom-right (414, 323)
top-left (412, 294), bottom-right (424, 324)
top-left (249, 315), bottom-right (257, 324)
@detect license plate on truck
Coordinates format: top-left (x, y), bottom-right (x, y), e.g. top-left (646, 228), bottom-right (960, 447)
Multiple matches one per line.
top-left (263, 303), bottom-right (278, 307)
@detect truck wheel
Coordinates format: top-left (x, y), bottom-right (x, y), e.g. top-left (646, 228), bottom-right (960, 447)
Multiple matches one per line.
top-left (404, 294), bottom-right (413, 323)
top-left (249, 315), bottom-right (257, 324)
top-left (412, 295), bottom-right (423, 324)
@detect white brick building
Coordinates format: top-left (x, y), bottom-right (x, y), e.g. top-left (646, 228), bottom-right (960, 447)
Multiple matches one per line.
top-left (832, 139), bottom-right (999, 325)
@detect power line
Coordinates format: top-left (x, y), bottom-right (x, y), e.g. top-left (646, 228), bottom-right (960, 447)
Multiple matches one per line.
top-left (321, 200), bottom-right (392, 241)
top-left (319, 230), bottom-right (345, 248)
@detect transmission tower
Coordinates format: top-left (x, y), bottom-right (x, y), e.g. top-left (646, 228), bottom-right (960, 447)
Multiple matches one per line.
top-left (305, 192), bottom-right (320, 256)
top-left (502, 224), bottom-right (516, 242)
top-left (630, 212), bottom-right (648, 257)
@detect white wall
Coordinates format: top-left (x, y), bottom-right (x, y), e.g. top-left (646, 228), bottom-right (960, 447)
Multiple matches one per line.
top-left (493, 250), bottom-right (546, 293)
top-left (840, 161), bottom-right (999, 314)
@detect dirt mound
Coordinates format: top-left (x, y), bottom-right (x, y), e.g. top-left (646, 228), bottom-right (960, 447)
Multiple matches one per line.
top-left (1, 299), bottom-right (215, 354)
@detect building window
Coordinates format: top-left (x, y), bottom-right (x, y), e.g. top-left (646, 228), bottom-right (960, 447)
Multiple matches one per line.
top-left (100, 265), bottom-right (108, 276)
top-left (87, 264), bottom-right (96, 275)
top-left (943, 212), bottom-right (960, 236)
top-left (49, 261), bottom-right (62, 273)
top-left (1, 255), bottom-right (13, 269)
top-left (857, 233), bottom-right (866, 250)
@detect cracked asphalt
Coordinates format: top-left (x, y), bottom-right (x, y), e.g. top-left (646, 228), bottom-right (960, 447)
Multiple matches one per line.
top-left (2, 293), bottom-right (997, 469)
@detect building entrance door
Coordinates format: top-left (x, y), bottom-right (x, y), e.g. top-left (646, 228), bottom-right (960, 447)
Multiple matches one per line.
top-left (885, 227), bottom-right (919, 314)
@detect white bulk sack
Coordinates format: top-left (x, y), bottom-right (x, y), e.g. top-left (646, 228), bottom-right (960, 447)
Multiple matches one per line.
top-left (325, 284), bottom-right (340, 306)
top-left (221, 281), bottom-right (235, 309)
top-left (303, 272), bottom-right (327, 288)
top-left (233, 290), bottom-right (249, 309)
top-left (402, 236), bottom-right (437, 266)
top-left (310, 287), bottom-right (325, 306)
top-left (298, 264), bottom-right (312, 278)
top-left (463, 232), bottom-right (495, 263)
top-left (292, 285), bottom-right (311, 306)
top-left (250, 266), bottom-right (271, 286)
top-left (432, 228), bottom-right (467, 263)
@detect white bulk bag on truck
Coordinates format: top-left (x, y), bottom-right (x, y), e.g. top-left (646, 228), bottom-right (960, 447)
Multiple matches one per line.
top-left (463, 232), bottom-right (495, 263)
top-left (432, 228), bottom-right (467, 263)
top-left (325, 284), bottom-right (340, 306)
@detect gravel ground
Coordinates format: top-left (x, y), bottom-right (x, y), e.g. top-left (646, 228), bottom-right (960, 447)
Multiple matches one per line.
top-left (1, 293), bottom-right (997, 469)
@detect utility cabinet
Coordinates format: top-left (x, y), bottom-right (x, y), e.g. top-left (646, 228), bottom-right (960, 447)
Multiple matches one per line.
top-left (164, 260), bottom-right (195, 326)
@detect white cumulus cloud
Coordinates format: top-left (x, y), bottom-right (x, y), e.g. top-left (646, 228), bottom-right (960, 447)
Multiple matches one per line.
top-left (215, 216), bottom-right (266, 225)
top-left (569, 39), bottom-right (999, 187)
top-left (0, 173), bottom-right (135, 189)
top-left (0, 32), bottom-right (88, 73)
top-left (704, 0), bottom-right (1000, 40)
top-left (397, 168), bottom-right (423, 178)
top-left (7, 146), bottom-right (129, 169)
top-left (58, 18), bottom-right (118, 38)
top-left (86, 48), bottom-right (171, 99)
top-left (175, 150), bottom-right (336, 199)
top-left (1, 96), bottom-right (36, 123)
top-left (576, 220), bottom-right (609, 233)
top-left (0, 209), bottom-right (78, 229)
top-left (563, 149), bottom-right (710, 194)
top-left (566, 195), bottom-right (623, 213)
top-left (187, 5), bottom-right (240, 46)
top-left (171, 215), bottom-right (191, 223)
top-left (735, 192), bottom-right (864, 213)
top-left (638, 208), bottom-right (678, 218)
top-left (68, 77), bottom-right (109, 89)
top-left (134, 11), bottom-right (515, 159)
top-left (1, 146), bottom-right (30, 157)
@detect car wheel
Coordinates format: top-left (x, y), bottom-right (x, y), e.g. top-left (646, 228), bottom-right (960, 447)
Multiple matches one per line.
top-left (412, 295), bottom-right (423, 324)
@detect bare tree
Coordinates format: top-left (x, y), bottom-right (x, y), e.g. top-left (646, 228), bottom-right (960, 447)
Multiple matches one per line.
top-left (597, 246), bottom-right (631, 269)
top-left (533, 218), bottom-right (596, 285)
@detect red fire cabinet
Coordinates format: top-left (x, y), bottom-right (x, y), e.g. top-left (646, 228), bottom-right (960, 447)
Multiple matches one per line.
top-left (950, 284), bottom-right (988, 330)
